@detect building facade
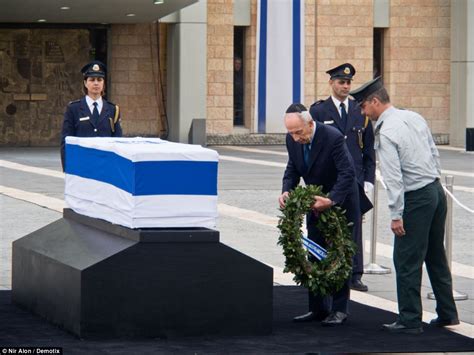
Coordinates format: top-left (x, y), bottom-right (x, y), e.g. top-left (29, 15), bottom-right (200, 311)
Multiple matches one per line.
top-left (0, 0), bottom-right (472, 148)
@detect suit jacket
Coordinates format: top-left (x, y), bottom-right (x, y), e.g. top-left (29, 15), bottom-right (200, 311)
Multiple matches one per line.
top-left (282, 122), bottom-right (371, 223)
top-left (60, 96), bottom-right (122, 170)
top-left (309, 97), bottom-right (375, 185)
top-left (282, 122), bottom-right (372, 222)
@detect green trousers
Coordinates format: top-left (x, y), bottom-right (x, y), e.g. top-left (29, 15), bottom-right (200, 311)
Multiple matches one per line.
top-left (394, 179), bottom-right (458, 327)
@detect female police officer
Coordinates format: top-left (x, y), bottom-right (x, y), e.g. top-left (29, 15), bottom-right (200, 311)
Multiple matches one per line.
top-left (60, 60), bottom-right (122, 170)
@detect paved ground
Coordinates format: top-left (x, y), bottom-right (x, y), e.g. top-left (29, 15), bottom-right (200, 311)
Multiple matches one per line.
top-left (0, 145), bottom-right (473, 344)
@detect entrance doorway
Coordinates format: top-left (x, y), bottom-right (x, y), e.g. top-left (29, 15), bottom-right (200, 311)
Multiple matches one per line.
top-left (233, 26), bottom-right (245, 126)
top-left (373, 28), bottom-right (384, 80)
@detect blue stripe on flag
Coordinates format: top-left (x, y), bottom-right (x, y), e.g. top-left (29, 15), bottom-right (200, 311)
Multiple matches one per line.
top-left (292, 0), bottom-right (301, 103)
top-left (257, 0), bottom-right (268, 133)
top-left (65, 144), bottom-right (218, 196)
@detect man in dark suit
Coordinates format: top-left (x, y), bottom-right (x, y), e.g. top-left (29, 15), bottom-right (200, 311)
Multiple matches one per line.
top-left (60, 60), bottom-right (122, 171)
top-left (309, 63), bottom-right (375, 292)
top-left (279, 103), bottom-right (372, 326)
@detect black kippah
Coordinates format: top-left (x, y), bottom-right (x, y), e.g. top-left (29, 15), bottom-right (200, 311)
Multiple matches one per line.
top-left (286, 103), bottom-right (307, 113)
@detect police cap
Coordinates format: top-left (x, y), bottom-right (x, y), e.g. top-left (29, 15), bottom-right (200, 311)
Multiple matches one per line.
top-left (349, 76), bottom-right (383, 104)
top-left (326, 63), bottom-right (356, 80)
top-left (81, 60), bottom-right (106, 78)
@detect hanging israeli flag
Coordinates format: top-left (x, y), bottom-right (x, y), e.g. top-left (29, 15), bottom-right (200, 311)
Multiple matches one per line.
top-left (302, 235), bottom-right (327, 261)
top-left (255, 0), bottom-right (305, 133)
top-left (64, 137), bottom-right (218, 229)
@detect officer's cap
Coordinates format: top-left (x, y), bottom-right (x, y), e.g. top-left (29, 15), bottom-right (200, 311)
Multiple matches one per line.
top-left (349, 76), bottom-right (383, 104)
top-left (286, 103), bottom-right (308, 113)
top-left (326, 63), bottom-right (356, 80)
top-left (81, 60), bottom-right (106, 78)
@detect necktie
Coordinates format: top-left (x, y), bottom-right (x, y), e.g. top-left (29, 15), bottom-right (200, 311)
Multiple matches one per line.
top-left (340, 102), bottom-right (347, 131)
top-left (92, 102), bottom-right (100, 125)
top-left (303, 143), bottom-right (311, 168)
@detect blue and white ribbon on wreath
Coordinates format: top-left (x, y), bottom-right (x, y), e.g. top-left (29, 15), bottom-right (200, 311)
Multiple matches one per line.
top-left (301, 235), bottom-right (327, 261)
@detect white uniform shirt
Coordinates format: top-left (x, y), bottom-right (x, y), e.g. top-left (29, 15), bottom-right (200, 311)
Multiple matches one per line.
top-left (331, 96), bottom-right (349, 118)
top-left (85, 96), bottom-right (103, 115)
top-left (373, 106), bottom-right (441, 220)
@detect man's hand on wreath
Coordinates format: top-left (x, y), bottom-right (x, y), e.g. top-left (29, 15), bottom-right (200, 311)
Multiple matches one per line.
top-left (279, 191), bottom-right (290, 209)
top-left (312, 196), bottom-right (333, 212)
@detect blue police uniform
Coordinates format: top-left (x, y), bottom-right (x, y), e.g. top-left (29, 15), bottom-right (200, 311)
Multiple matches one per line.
top-left (60, 61), bottom-right (122, 170)
top-left (309, 63), bottom-right (376, 288)
top-left (309, 98), bottom-right (375, 186)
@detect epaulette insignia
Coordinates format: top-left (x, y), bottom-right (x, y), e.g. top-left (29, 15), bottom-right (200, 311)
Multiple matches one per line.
top-left (310, 100), bottom-right (324, 108)
top-left (68, 99), bottom-right (80, 105)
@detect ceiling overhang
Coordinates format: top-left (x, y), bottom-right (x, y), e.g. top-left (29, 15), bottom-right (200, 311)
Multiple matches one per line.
top-left (0, 0), bottom-right (198, 24)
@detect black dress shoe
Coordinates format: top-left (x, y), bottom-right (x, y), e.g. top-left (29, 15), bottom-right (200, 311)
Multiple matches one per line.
top-left (293, 311), bottom-right (328, 323)
top-left (430, 317), bottom-right (460, 327)
top-left (321, 312), bottom-right (347, 326)
top-left (381, 321), bottom-right (423, 334)
top-left (350, 279), bottom-right (368, 292)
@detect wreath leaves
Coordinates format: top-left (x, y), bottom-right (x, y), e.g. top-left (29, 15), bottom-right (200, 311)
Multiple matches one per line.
top-left (277, 185), bottom-right (356, 296)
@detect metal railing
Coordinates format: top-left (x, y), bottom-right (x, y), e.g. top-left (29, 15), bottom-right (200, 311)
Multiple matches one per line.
top-left (364, 179), bottom-right (391, 275)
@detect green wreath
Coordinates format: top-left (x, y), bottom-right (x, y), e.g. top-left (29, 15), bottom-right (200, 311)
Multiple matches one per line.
top-left (277, 185), bottom-right (356, 296)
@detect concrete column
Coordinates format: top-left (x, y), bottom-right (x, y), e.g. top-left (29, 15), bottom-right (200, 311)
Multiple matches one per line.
top-left (450, 0), bottom-right (474, 149)
top-left (162, 1), bottom-right (207, 143)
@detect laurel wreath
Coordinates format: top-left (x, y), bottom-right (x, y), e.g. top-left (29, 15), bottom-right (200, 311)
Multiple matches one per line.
top-left (277, 185), bottom-right (356, 296)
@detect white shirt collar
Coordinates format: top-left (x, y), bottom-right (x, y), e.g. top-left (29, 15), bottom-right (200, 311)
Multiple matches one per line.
top-left (331, 96), bottom-right (349, 115)
top-left (85, 95), bottom-right (103, 114)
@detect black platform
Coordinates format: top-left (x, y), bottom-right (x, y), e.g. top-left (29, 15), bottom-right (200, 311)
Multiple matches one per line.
top-left (12, 209), bottom-right (273, 338)
top-left (1, 287), bottom-right (473, 354)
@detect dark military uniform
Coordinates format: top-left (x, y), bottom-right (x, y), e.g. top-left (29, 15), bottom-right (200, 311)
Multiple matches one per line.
top-left (309, 98), bottom-right (375, 186)
top-left (310, 63), bottom-right (376, 287)
top-left (60, 97), bottom-right (122, 169)
top-left (60, 60), bottom-right (122, 170)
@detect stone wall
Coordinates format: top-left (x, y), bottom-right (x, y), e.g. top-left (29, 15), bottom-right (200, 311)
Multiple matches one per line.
top-left (384, 0), bottom-right (450, 134)
top-left (109, 23), bottom-right (167, 137)
top-left (206, 0), bottom-right (234, 135)
top-left (313, 0), bottom-right (374, 100)
top-left (304, 0), bottom-right (316, 106)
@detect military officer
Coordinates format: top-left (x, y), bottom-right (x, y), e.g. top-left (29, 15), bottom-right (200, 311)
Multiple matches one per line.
top-left (60, 60), bottom-right (122, 171)
top-left (309, 63), bottom-right (376, 292)
top-left (350, 77), bottom-right (459, 334)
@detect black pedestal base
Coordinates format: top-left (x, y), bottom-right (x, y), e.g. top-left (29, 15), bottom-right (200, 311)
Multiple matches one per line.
top-left (12, 209), bottom-right (273, 338)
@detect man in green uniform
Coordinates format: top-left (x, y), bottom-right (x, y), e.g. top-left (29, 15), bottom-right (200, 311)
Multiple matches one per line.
top-left (349, 77), bottom-right (459, 334)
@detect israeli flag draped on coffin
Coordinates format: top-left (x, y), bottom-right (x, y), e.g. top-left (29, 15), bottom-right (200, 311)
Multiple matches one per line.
top-left (64, 137), bottom-right (218, 229)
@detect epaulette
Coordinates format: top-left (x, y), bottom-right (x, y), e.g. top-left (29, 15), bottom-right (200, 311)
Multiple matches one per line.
top-left (309, 99), bottom-right (324, 109)
top-left (67, 99), bottom-right (80, 105)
